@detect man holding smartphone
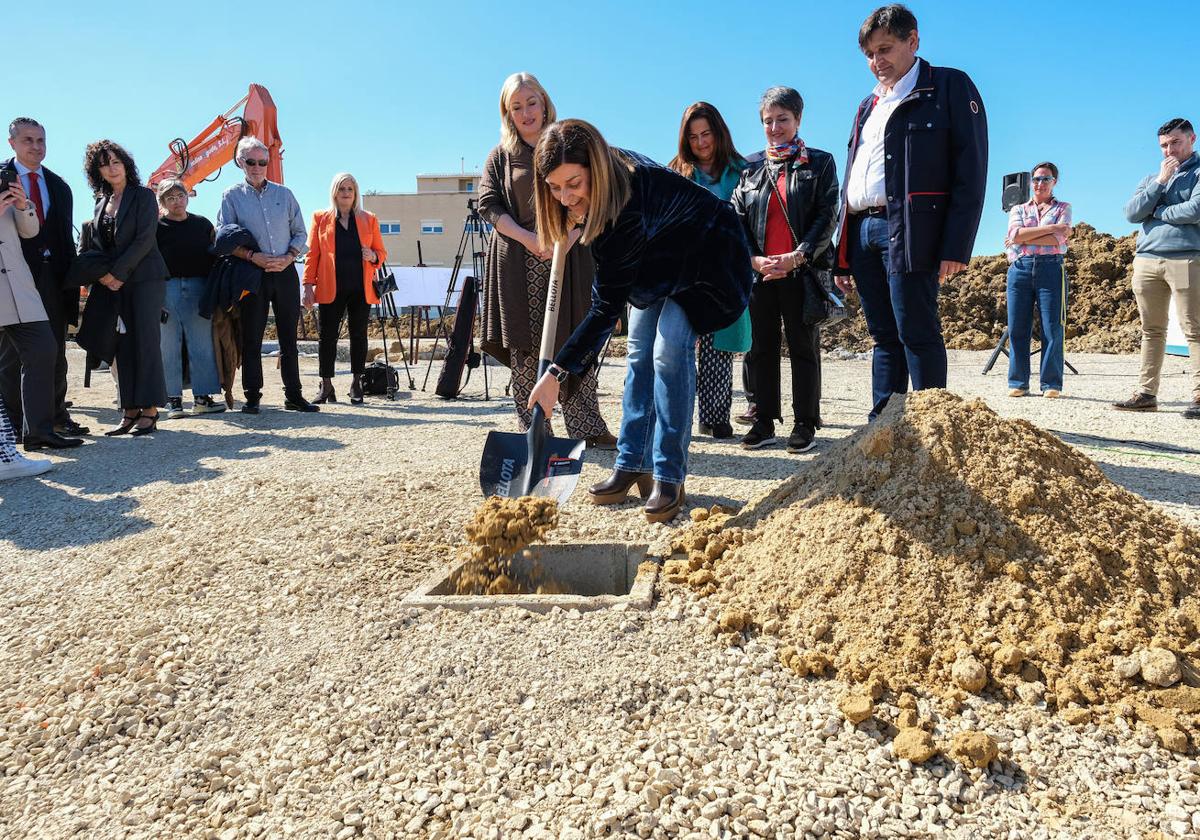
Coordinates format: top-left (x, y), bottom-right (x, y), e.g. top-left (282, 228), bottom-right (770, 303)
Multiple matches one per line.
top-left (1, 117), bottom-right (86, 438)
top-left (0, 163), bottom-right (82, 452)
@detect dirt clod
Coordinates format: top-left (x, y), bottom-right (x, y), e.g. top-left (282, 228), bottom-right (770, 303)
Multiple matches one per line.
top-left (893, 728), bottom-right (938, 764)
top-left (839, 694), bottom-right (874, 724)
top-left (949, 731), bottom-right (999, 769)
top-left (1138, 648), bottom-right (1182, 688)
top-left (952, 653), bottom-right (988, 694)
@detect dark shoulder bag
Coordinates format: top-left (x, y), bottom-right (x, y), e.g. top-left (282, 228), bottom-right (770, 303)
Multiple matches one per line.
top-left (767, 168), bottom-right (847, 328)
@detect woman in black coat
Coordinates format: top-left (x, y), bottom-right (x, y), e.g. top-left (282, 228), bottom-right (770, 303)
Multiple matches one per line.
top-left (730, 87), bottom-right (839, 454)
top-left (527, 119), bottom-right (752, 523)
top-left (85, 140), bottom-right (169, 436)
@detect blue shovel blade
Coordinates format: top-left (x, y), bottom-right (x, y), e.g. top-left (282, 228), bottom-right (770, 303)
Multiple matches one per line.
top-left (479, 431), bottom-right (586, 506)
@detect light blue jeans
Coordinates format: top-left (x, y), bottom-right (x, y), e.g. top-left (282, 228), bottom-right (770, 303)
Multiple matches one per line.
top-left (1006, 255), bottom-right (1066, 393)
top-left (615, 297), bottom-right (697, 485)
top-left (160, 277), bottom-right (220, 398)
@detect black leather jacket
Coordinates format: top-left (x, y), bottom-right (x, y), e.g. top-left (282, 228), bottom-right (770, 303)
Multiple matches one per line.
top-left (730, 147), bottom-right (839, 273)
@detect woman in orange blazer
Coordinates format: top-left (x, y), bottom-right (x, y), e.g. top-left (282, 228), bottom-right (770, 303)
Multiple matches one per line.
top-left (303, 172), bottom-right (387, 404)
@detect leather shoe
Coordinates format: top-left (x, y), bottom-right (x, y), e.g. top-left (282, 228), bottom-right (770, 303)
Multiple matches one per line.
top-left (284, 395), bottom-right (320, 413)
top-left (55, 419), bottom-right (91, 436)
top-left (588, 469), bottom-right (653, 505)
top-left (586, 431), bottom-right (617, 450)
top-left (241, 400), bottom-right (261, 414)
top-left (644, 480), bottom-right (685, 523)
top-left (24, 432), bottom-right (84, 451)
top-left (699, 422), bottom-right (734, 439)
top-left (1184, 399), bottom-right (1200, 420)
top-left (734, 405), bottom-right (757, 426)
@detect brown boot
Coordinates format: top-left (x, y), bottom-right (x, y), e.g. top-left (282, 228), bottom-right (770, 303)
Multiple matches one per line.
top-left (588, 469), bottom-right (653, 505)
top-left (644, 480), bottom-right (686, 523)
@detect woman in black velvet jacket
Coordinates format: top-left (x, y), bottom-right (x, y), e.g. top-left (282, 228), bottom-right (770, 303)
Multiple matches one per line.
top-left (527, 119), bottom-right (752, 523)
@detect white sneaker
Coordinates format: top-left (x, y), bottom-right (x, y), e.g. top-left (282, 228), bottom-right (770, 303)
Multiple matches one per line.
top-left (0, 454), bottom-right (53, 480)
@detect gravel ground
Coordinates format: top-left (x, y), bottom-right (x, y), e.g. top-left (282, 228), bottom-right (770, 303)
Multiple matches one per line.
top-left (1, 346), bottom-right (1198, 839)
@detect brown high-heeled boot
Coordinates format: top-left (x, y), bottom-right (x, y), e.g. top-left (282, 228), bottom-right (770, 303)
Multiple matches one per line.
top-left (587, 469), bottom-right (654, 505)
top-left (644, 480), bottom-right (685, 523)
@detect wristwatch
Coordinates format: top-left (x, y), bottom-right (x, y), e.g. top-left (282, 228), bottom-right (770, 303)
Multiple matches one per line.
top-left (547, 363), bottom-right (569, 383)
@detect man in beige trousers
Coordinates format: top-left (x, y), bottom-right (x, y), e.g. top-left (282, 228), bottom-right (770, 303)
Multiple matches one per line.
top-left (1118, 118), bottom-right (1200, 419)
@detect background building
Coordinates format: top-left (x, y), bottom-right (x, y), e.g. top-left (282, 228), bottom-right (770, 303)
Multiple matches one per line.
top-left (363, 172), bottom-right (488, 267)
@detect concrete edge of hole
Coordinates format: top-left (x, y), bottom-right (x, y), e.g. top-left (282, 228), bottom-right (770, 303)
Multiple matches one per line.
top-left (402, 544), bottom-right (657, 614)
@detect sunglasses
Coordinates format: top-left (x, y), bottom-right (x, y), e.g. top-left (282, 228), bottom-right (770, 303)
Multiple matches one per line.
top-left (242, 158), bottom-right (268, 168)
top-left (1031, 175), bottom-right (1055, 183)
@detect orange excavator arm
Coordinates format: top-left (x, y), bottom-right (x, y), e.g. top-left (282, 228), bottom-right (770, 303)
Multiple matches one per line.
top-left (147, 84), bottom-right (283, 192)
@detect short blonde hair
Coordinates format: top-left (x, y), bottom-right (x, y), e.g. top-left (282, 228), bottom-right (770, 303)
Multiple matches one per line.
top-left (329, 172), bottom-right (360, 210)
top-left (499, 72), bottom-right (556, 155)
top-left (533, 119), bottom-right (632, 250)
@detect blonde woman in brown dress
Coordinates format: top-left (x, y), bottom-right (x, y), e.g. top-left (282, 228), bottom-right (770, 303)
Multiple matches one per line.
top-left (478, 72), bottom-right (615, 448)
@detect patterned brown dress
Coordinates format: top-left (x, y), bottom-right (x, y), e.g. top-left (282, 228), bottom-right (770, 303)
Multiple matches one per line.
top-left (477, 141), bottom-right (609, 437)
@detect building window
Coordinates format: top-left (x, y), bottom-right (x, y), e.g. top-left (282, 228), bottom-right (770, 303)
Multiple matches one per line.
top-left (380, 222), bottom-right (401, 235)
top-left (460, 179), bottom-right (474, 192)
top-left (421, 220), bottom-right (444, 235)
top-left (464, 219), bottom-right (494, 234)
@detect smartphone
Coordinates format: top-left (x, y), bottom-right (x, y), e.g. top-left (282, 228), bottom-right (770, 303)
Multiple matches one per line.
top-left (0, 166), bottom-right (17, 194)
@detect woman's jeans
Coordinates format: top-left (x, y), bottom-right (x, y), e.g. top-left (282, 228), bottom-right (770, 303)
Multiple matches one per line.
top-left (160, 277), bottom-right (220, 397)
top-left (615, 297), bottom-right (696, 485)
top-left (1006, 254), bottom-right (1066, 392)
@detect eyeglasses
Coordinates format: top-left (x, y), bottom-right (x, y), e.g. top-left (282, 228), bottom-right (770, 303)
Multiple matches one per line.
top-left (1031, 175), bottom-right (1056, 183)
top-left (242, 158), bottom-right (268, 168)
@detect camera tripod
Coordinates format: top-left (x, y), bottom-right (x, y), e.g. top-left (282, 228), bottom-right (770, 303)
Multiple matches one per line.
top-left (376, 279), bottom-right (416, 396)
top-left (981, 323), bottom-right (1078, 377)
top-left (421, 198), bottom-right (494, 398)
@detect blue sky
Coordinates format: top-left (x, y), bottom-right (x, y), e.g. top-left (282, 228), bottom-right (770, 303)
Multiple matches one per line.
top-left (7, 0), bottom-right (1193, 254)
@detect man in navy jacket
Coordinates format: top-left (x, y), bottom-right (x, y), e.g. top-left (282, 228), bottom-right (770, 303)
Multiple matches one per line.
top-left (833, 4), bottom-right (988, 419)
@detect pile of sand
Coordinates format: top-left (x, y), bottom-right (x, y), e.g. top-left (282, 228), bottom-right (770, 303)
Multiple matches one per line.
top-left (822, 224), bottom-right (1140, 354)
top-left (450, 496), bottom-right (562, 595)
top-left (665, 390), bottom-right (1200, 748)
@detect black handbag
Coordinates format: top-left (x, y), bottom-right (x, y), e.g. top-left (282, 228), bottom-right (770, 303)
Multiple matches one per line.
top-left (372, 261), bottom-right (398, 300)
top-left (360, 360), bottom-right (400, 396)
top-left (767, 167), bottom-right (847, 328)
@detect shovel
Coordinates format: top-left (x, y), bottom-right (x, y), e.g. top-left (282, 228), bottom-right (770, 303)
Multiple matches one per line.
top-left (479, 240), bottom-right (586, 504)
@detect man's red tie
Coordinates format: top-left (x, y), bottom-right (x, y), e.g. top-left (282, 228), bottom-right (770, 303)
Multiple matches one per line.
top-left (27, 172), bottom-right (46, 226)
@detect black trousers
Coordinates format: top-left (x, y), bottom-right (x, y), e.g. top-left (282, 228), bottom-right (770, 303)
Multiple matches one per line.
top-left (241, 266), bottom-right (302, 399)
top-left (318, 285), bottom-right (370, 378)
top-left (0, 321), bottom-right (58, 438)
top-left (748, 274), bottom-right (822, 427)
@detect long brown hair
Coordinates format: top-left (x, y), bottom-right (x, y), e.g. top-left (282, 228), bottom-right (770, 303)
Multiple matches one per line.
top-left (533, 119), bottom-right (632, 249)
top-left (668, 101), bottom-right (743, 180)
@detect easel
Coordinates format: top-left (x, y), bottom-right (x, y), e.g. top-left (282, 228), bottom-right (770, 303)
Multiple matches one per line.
top-left (419, 199), bottom-right (493, 398)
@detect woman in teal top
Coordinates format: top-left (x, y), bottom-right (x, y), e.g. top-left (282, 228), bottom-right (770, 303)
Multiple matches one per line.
top-left (668, 102), bottom-right (749, 439)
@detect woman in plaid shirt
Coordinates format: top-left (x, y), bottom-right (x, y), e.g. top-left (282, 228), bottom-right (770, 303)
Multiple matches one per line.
top-left (1004, 162), bottom-right (1072, 398)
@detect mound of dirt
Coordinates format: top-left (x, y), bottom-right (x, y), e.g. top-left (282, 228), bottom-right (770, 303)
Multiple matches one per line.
top-left (821, 224), bottom-right (1140, 354)
top-left (665, 390), bottom-right (1199, 745)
